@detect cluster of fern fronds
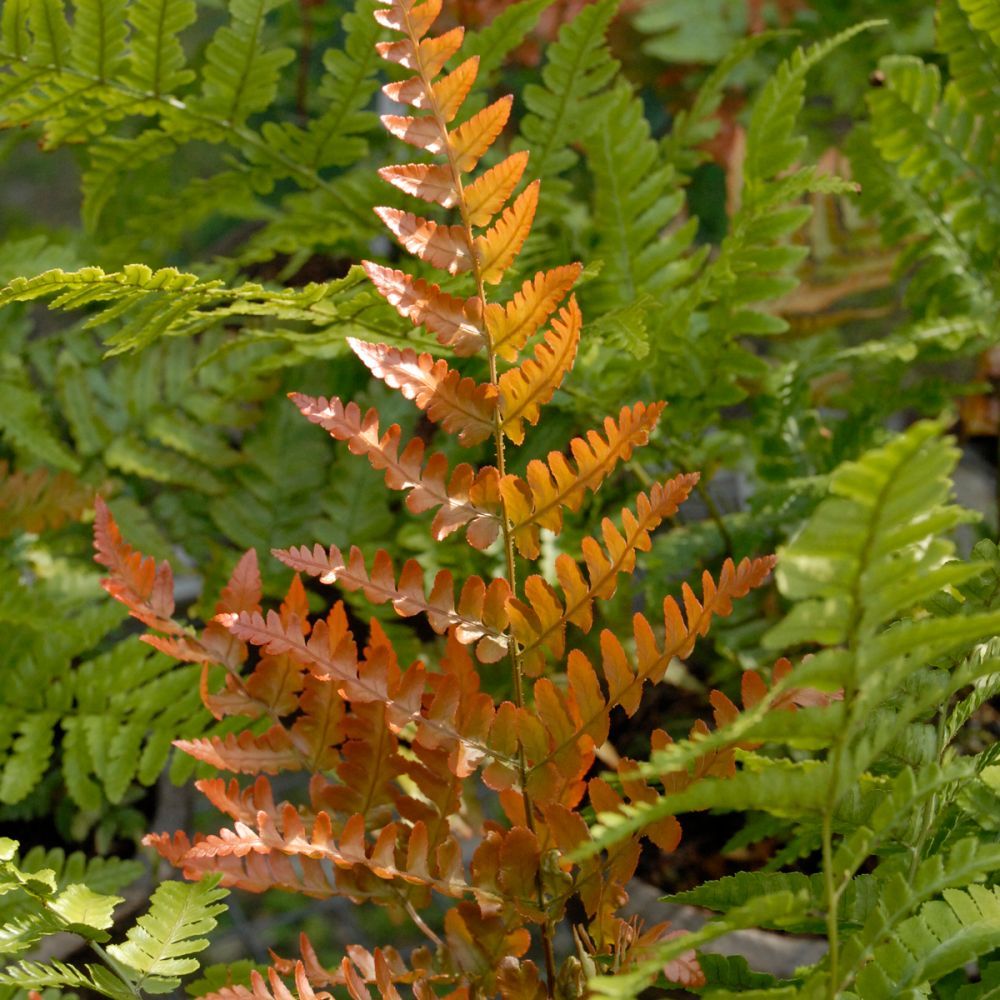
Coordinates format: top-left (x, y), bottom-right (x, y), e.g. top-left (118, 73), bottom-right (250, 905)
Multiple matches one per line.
top-left (2, 0), bottom-right (1000, 998)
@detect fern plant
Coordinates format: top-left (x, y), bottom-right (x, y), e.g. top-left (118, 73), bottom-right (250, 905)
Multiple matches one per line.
top-left (84, 2), bottom-right (809, 993)
top-left (0, 0), bottom-right (555, 263)
top-left (0, 837), bottom-right (228, 998)
top-left (577, 418), bottom-right (1000, 997)
top-left (0, 458), bottom-right (222, 845)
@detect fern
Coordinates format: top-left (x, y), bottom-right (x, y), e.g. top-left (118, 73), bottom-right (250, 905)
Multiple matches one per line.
top-left (0, 264), bottom-right (368, 355)
top-left (0, 0), bottom-right (383, 248)
top-left (106, 878), bottom-right (229, 993)
top-left (517, 0), bottom-right (619, 191)
top-left (0, 562), bottom-right (208, 809)
top-left (87, 3), bottom-right (792, 993)
top-left (0, 839), bottom-right (227, 998)
top-left (579, 419), bottom-right (1000, 996)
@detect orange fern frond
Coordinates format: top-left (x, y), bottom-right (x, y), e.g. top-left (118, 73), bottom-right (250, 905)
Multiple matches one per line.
top-left (498, 296), bottom-right (581, 445)
top-left (498, 402), bottom-right (666, 558)
top-left (376, 163), bottom-right (457, 210)
top-left (94, 495), bottom-right (177, 632)
top-left (176, 728), bottom-right (303, 775)
top-left (348, 339), bottom-right (496, 446)
top-left (487, 264), bottom-right (582, 362)
top-left (586, 555), bottom-right (778, 722)
top-left (380, 112), bottom-right (446, 154)
top-left (199, 962), bottom-right (325, 1000)
top-left (375, 208), bottom-right (473, 274)
top-left (0, 462), bottom-right (91, 537)
top-left (272, 544), bottom-right (510, 662)
top-left (289, 394), bottom-right (501, 549)
top-left (465, 150), bottom-right (530, 227)
top-left (449, 95), bottom-right (513, 172)
top-left (202, 808), bottom-right (464, 893)
top-left (376, 25), bottom-right (465, 78)
top-left (362, 264), bottom-right (485, 356)
top-left (196, 776), bottom-right (281, 826)
top-left (372, 0), bottom-right (443, 38)
top-left (270, 933), bottom-right (435, 992)
top-left (224, 609), bottom-right (512, 780)
top-left (473, 180), bottom-right (539, 284)
top-left (508, 475), bottom-right (698, 674)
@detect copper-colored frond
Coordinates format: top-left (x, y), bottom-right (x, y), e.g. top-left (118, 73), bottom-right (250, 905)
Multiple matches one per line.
top-left (507, 475), bottom-right (698, 675)
top-left (288, 393), bottom-right (500, 549)
top-left (381, 55), bottom-right (478, 121)
top-left (94, 495), bottom-right (177, 632)
top-left (487, 264), bottom-right (582, 362)
top-left (274, 544), bottom-right (510, 663)
top-left (380, 114), bottom-right (447, 154)
top-left (499, 295), bottom-right (581, 445)
top-left (377, 163), bottom-right (457, 209)
top-left (347, 338), bottom-right (496, 447)
top-left (474, 181), bottom-right (539, 284)
top-left (373, 0), bottom-right (442, 40)
top-left (376, 27), bottom-right (464, 78)
top-left (375, 207), bottom-right (473, 274)
top-left (499, 401), bottom-right (666, 559)
top-left (464, 150), bottom-right (530, 228)
top-left (363, 262), bottom-right (485, 355)
top-left (381, 73), bottom-right (427, 107)
top-left (433, 56), bottom-right (479, 122)
top-left (449, 95), bottom-right (513, 174)
top-left (603, 555), bottom-right (777, 715)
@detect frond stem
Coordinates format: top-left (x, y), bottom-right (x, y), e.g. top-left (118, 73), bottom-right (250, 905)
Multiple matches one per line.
top-left (399, 10), bottom-right (555, 992)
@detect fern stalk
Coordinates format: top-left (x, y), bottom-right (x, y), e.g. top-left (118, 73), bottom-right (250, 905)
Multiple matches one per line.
top-left (392, 5), bottom-right (557, 989)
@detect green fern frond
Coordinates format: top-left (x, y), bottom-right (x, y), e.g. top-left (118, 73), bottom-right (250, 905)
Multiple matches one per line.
top-left (938, 0), bottom-right (1000, 114)
top-left (853, 885), bottom-right (1000, 998)
top-left (0, 558), bottom-right (206, 809)
top-left (518, 0), bottom-right (619, 188)
top-left (830, 840), bottom-right (1000, 996)
top-left (666, 869), bottom-right (880, 934)
top-left (765, 420), bottom-right (984, 652)
top-left (192, 0), bottom-right (293, 127)
top-left (0, 959), bottom-right (134, 1000)
top-left (0, 368), bottom-right (81, 470)
top-left (745, 21), bottom-right (884, 188)
top-left (259, 0), bottom-right (381, 171)
top-left (584, 78), bottom-right (698, 315)
top-left (124, 0), bottom-right (195, 96)
top-left (107, 877), bottom-right (228, 994)
top-left (464, 0), bottom-right (554, 83)
top-left (660, 32), bottom-right (774, 174)
top-left (8, 846), bottom-right (142, 898)
top-left (0, 264), bottom-right (368, 354)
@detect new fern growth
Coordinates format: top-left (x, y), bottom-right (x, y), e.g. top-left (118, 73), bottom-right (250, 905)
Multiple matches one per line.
top-left (92, 3), bottom-right (785, 995)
